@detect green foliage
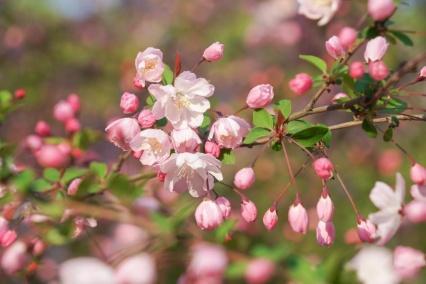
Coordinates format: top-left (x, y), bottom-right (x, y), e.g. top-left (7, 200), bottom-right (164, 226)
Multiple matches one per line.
top-left (43, 168), bottom-right (61, 182)
top-left (383, 127), bottom-right (393, 141)
top-left (0, 90), bottom-right (13, 122)
top-left (89, 162), bottom-right (108, 179)
top-left (32, 178), bottom-right (52, 192)
top-left (275, 99), bottom-right (292, 119)
top-left (250, 243), bottom-right (291, 261)
top-left (243, 127), bottom-right (271, 144)
top-left (355, 74), bottom-right (377, 96)
top-left (199, 114), bottom-right (212, 136)
top-left (362, 119), bottom-right (378, 138)
top-left (219, 149), bottom-right (236, 165)
top-left (378, 97), bottom-right (407, 114)
top-left (12, 170), bottom-right (35, 193)
top-left (108, 173), bottom-right (142, 199)
top-left (155, 117), bottom-right (168, 127)
top-left (146, 95), bottom-right (156, 106)
top-left (287, 121), bottom-right (330, 148)
top-left (72, 129), bottom-right (101, 150)
top-left (162, 64), bottom-right (174, 85)
top-left (252, 109), bottom-right (274, 129)
top-left (61, 167), bottom-right (87, 184)
top-left (215, 219), bottom-right (236, 242)
top-left (299, 55), bottom-right (327, 73)
top-left (390, 30), bottom-right (414, 46)
top-left (225, 261), bottom-right (247, 279)
top-left (287, 256), bottom-right (327, 284)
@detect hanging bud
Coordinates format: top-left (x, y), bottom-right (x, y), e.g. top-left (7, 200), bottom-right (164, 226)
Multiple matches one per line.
top-left (263, 208), bottom-right (278, 231)
top-left (241, 199), bottom-right (258, 223)
top-left (246, 84), bottom-right (274, 109)
top-left (410, 163), bottom-right (426, 186)
top-left (313, 157), bottom-right (334, 180)
top-left (215, 196), bottom-right (232, 219)
top-left (288, 195), bottom-right (308, 234)
top-left (316, 220), bottom-right (335, 246)
top-left (234, 167), bottom-right (256, 190)
top-left (368, 60), bottom-right (389, 81)
top-left (195, 199), bottom-right (224, 230)
top-left (316, 189), bottom-right (334, 222)
top-left (357, 217), bottom-right (377, 243)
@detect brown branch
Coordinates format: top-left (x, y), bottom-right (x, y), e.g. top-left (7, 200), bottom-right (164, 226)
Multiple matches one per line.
top-left (328, 114), bottom-right (425, 130)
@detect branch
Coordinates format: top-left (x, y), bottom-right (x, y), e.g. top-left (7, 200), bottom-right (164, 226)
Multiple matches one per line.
top-left (328, 114), bottom-right (426, 131)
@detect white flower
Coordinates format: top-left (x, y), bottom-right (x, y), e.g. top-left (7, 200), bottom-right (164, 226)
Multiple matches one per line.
top-left (346, 246), bottom-right (400, 284)
top-left (130, 129), bottom-right (171, 166)
top-left (134, 47), bottom-right (164, 87)
top-left (368, 173), bottom-right (405, 245)
top-left (171, 127), bottom-right (202, 153)
top-left (149, 71), bottom-right (214, 129)
top-left (160, 152), bottom-right (223, 198)
top-left (208, 115), bottom-right (251, 149)
top-left (59, 257), bottom-right (116, 284)
top-left (297, 0), bottom-right (341, 26)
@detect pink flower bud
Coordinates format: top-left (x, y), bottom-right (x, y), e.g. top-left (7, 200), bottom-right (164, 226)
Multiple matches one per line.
top-left (357, 218), bottom-right (377, 243)
top-left (245, 258), bottom-right (275, 284)
top-left (204, 141), bottom-right (220, 158)
top-left (234, 167), bottom-right (255, 190)
top-left (31, 239), bottom-right (46, 256)
top-left (246, 84), bottom-right (274, 109)
top-left (137, 109), bottom-right (156, 128)
top-left (35, 145), bottom-right (70, 168)
top-left (25, 135), bottom-right (43, 152)
top-left (288, 198), bottom-right (308, 234)
top-left (313, 157), bottom-right (334, 180)
top-left (316, 190), bottom-right (334, 222)
top-left (216, 196), bottom-right (231, 219)
top-left (325, 36), bottom-right (345, 59)
top-left (410, 163), bottom-right (426, 185)
top-left (368, 60), bottom-right (389, 81)
top-left (1, 241), bottom-right (28, 275)
top-left (403, 200), bottom-right (426, 223)
top-left (393, 246), bottom-right (426, 279)
top-left (316, 221), bottom-right (335, 246)
top-left (263, 208), bottom-right (278, 231)
top-left (120, 92), bottom-right (139, 114)
top-left (105, 118), bottom-right (140, 151)
top-left (241, 200), bottom-right (257, 223)
top-left (338, 27), bottom-right (357, 50)
top-left (419, 66), bottom-right (426, 79)
top-left (67, 94), bottom-right (80, 113)
top-left (157, 171), bottom-right (166, 182)
top-left (349, 61), bottom-right (365, 79)
top-left (1, 230), bottom-right (17, 247)
top-left (35, 120), bottom-right (51, 137)
top-left (195, 199), bottom-right (224, 230)
top-left (368, 0), bottom-right (396, 21)
top-left (364, 36), bottom-right (389, 62)
top-left (67, 178), bottom-right (82, 196)
top-left (203, 42), bottom-right (224, 62)
top-left (14, 88), bottom-right (26, 100)
top-left (133, 76), bottom-right (144, 89)
top-left (289, 73), bottom-right (313, 95)
top-left (65, 118), bottom-right (81, 134)
top-left (53, 100), bottom-right (75, 122)
top-left (331, 92), bottom-right (348, 104)
top-left (57, 142), bottom-right (72, 155)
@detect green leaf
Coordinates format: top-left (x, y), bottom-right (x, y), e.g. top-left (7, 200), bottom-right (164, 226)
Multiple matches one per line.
top-left (0, 90), bottom-right (12, 109)
top-left (61, 167), bottom-right (87, 183)
top-left (383, 128), bottom-right (393, 142)
top-left (355, 74), bottom-right (377, 96)
top-left (379, 97), bottom-right (407, 114)
top-left (287, 256), bottom-right (327, 284)
top-left (155, 117), bottom-right (168, 127)
top-left (288, 125), bottom-right (330, 148)
top-left (72, 129), bottom-right (101, 149)
top-left (251, 244), bottom-right (291, 261)
top-left (12, 170), bottom-right (35, 192)
top-left (275, 99), bottom-right (292, 118)
top-left (220, 149), bottom-right (236, 165)
top-left (200, 114), bottom-right (211, 129)
top-left (286, 120), bottom-right (311, 134)
top-left (322, 128), bottom-right (332, 148)
top-left (243, 127), bottom-right (271, 144)
top-left (37, 202), bottom-right (65, 219)
top-left (215, 219), bottom-right (236, 242)
top-left (362, 119), bottom-right (377, 138)
top-left (390, 30), bottom-right (414, 46)
top-left (33, 179), bottom-right (52, 192)
top-left (145, 95), bottom-right (155, 106)
top-left (89, 162), bottom-right (107, 178)
top-left (299, 55), bottom-right (327, 73)
top-left (225, 261), bottom-right (247, 279)
top-left (43, 168), bottom-right (60, 182)
top-left (253, 109), bottom-right (274, 129)
top-left (150, 212), bottom-right (174, 233)
top-left (108, 174), bottom-right (142, 199)
top-left (162, 64), bottom-right (174, 85)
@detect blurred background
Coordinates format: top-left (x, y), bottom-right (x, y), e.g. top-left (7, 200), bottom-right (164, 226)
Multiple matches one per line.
top-left (0, 0), bottom-right (425, 283)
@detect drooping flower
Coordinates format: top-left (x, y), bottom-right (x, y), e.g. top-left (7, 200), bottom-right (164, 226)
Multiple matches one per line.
top-left (410, 163), bottom-right (426, 185)
top-left (241, 200), bottom-right (258, 223)
top-left (316, 190), bottom-right (334, 222)
top-left (187, 243), bottom-right (228, 280)
top-left (105, 117), bottom-right (140, 151)
top-left (160, 152), bottom-right (223, 198)
top-left (288, 197), bottom-right (309, 234)
top-left (357, 218), bottom-right (377, 243)
top-left (134, 47), bottom-right (164, 88)
top-left (208, 115), bottom-right (251, 149)
top-left (215, 196), bottom-right (231, 219)
top-left (204, 141), bottom-right (220, 158)
top-left (316, 220), bottom-right (335, 246)
top-left (313, 157), bottom-right (334, 180)
top-left (263, 208), bottom-right (278, 231)
top-left (338, 26), bottom-right (357, 50)
top-left (130, 129), bottom-right (171, 166)
top-left (297, 0), bottom-right (341, 26)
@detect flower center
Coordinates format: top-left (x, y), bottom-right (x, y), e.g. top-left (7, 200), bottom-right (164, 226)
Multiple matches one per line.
top-left (142, 59), bottom-right (157, 72)
top-left (174, 92), bottom-right (190, 109)
top-left (147, 137), bottom-right (162, 154)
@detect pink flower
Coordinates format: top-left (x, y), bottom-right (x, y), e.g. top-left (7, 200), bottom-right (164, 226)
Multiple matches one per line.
top-left (393, 246), bottom-right (425, 279)
top-left (67, 178), bottom-right (82, 196)
top-left (188, 243), bottom-right (228, 279)
top-left (289, 73), bottom-right (313, 95)
top-left (171, 128), bottom-right (201, 153)
top-left (246, 84), bottom-right (274, 109)
top-left (204, 141), bottom-right (220, 158)
top-left (410, 163), bottom-right (426, 185)
top-left (203, 42), bottom-right (224, 62)
top-left (149, 71), bottom-right (214, 129)
top-left (59, 257), bottom-right (115, 284)
top-left (234, 167), bottom-right (255, 190)
top-left (35, 144), bottom-right (70, 168)
top-left (53, 100), bottom-right (75, 122)
top-left (115, 253), bottom-right (157, 284)
top-left (245, 258), bottom-right (275, 284)
top-left (316, 190), bottom-right (334, 222)
top-left (0, 230), bottom-right (17, 247)
top-left (338, 27), bottom-right (357, 50)
top-left (419, 66), bottom-right (426, 79)
top-left (67, 94), bottom-right (80, 113)
top-left (368, 60), bottom-right (389, 81)
top-left (195, 199), bottom-right (224, 230)
top-left (14, 88), bottom-right (25, 100)
top-left (331, 92), bottom-right (348, 104)
top-left (160, 152), bottom-right (223, 198)
top-left (288, 198), bottom-right (308, 234)
top-left (241, 199), bottom-right (258, 223)
top-left (368, 0), bottom-right (396, 21)
top-left (364, 36), bottom-right (389, 62)
top-left (349, 61), bottom-right (365, 79)
top-left (403, 200), bottom-right (426, 223)
top-left (105, 118), bottom-right (140, 151)
top-left (215, 196), bottom-right (231, 219)
top-left (25, 135), bottom-right (43, 152)
top-left (35, 120), bottom-right (51, 137)
top-left (130, 129), bottom-right (171, 166)
top-left (0, 241), bottom-right (28, 275)
top-left (65, 118), bottom-right (81, 134)
top-left (134, 47), bottom-right (164, 88)
top-left (120, 92), bottom-right (139, 114)
top-left (313, 157), bottom-right (334, 180)
top-left (325, 35), bottom-right (345, 59)
top-left (137, 109), bottom-right (156, 128)
top-left (297, 0), bottom-right (341, 26)
top-left (208, 115), bottom-right (250, 149)
top-left (357, 218), bottom-right (377, 243)
top-left (263, 208), bottom-right (278, 231)
top-left (410, 184), bottom-right (426, 201)
top-left (316, 220), bottom-right (335, 246)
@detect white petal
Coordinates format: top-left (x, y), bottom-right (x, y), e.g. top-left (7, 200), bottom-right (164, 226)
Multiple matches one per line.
top-left (369, 181), bottom-right (399, 209)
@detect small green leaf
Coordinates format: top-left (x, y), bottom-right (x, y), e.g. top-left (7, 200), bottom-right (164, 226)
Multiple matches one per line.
top-left (61, 167), bottom-right (87, 183)
top-left (383, 128), bottom-right (393, 142)
top-left (322, 128), bottom-right (332, 148)
top-left (0, 90), bottom-right (12, 109)
top-left (33, 179), bottom-right (52, 192)
top-left (145, 95), bottom-right (155, 106)
top-left (12, 170), bottom-right (35, 192)
top-left (225, 261), bottom-right (247, 279)
top-left (43, 168), bottom-right (61, 182)
top-left (275, 99), bottom-right (292, 118)
top-left (390, 31), bottom-right (414, 46)
top-left (299, 55), bottom-right (327, 73)
top-left (162, 64), bottom-right (174, 85)
top-left (379, 97), bottom-right (407, 114)
top-left (108, 174), bottom-right (142, 199)
top-left (251, 244), bottom-right (291, 261)
top-left (220, 149), bottom-right (236, 165)
top-left (355, 74), bottom-right (377, 96)
top-left (253, 109), bottom-right (274, 129)
top-left (150, 212), bottom-right (174, 233)
top-left (243, 127), bottom-right (271, 144)
top-left (89, 162), bottom-right (108, 178)
top-left (286, 120), bottom-right (311, 134)
top-left (362, 119), bottom-right (377, 138)
top-left (155, 117), bottom-right (168, 127)
top-left (288, 125), bottom-right (329, 148)
top-left (215, 219), bottom-right (236, 242)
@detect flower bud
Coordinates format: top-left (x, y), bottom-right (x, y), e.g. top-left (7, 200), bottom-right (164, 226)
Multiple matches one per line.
top-left (67, 178), bottom-right (82, 196)
top-left (316, 221), bottom-right (335, 246)
top-left (393, 246), bottom-right (426, 279)
top-left (313, 157), bottom-right (334, 180)
top-left (25, 135), bottom-right (43, 152)
top-left (53, 100), bottom-right (74, 122)
top-left (325, 36), bottom-right (345, 59)
top-left (65, 118), bottom-right (81, 134)
top-left (1, 230), bottom-right (17, 247)
top-left (316, 190), bottom-right (334, 222)
top-left (246, 84), bottom-right (274, 109)
top-left (331, 92), bottom-right (348, 104)
top-left (195, 199), bottom-right (224, 230)
top-left (203, 42), bottom-right (224, 62)
top-left (14, 88), bottom-right (26, 100)
top-left (338, 27), bottom-right (357, 50)
top-left (368, 0), bottom-right (396, 21)
top-left (31, 239), bottom-right (46, 256)
top-left (35, 144), bottom-right (70, 168)
top-left (204, 141), bottom-right (220, 158)
top-left (171, 128), bottom-right (201, 153)
top-left (357, 218), bottom-right (377, 243)
top-left (364, 36), bottom-right (389, 62)
top-left (368, 60), bottom-right (389, 81)
top-left (105, 118), bottom-right (140, 151)
top-left (419, 66), bottom-right (426, 79)
top-left (245, 258), bottom-right (275, 284)
top-left (403, 200), bottom-right (426, 223)
top-left (216, 196), bottom-right (232, 219)
top-left (137, 109), bottom-right (156, 128)
top-left (263, 208), bottom-right (278, 231)
top-left (234, 167), bottom-right (255, 190)
top-left (241, 200), bottom-right (257, 223)
top-left (35, 120), bottom-right (51, 137)
top-left (410, 163), bottom-right (426, 185)
top-left (115, 254), bottom-right (157, 284)
top-left (1, 241), bottom-right (28, 275)
top-left (67, 94), bottom-right (80, 113)
top-left (157, 171), bottom-right (166, 182)
top-left (288, 198), bottom-right (308, 234)
top-left (289, 73), bottom-right (313, 95)
top-left (120, 92), bottom-right (139, 114)
top-left (349, 61), bottom-right (365, 79)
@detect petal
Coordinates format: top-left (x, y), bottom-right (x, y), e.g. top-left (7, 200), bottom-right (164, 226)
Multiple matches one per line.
top-left (369, 181), bottom-right (399, 209)
top-left (394, 172), bottom-right (405, 205)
